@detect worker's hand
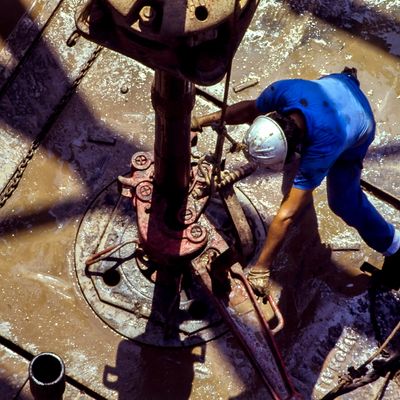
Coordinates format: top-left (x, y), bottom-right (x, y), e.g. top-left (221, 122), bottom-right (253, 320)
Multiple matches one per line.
top-left (191, 115), bottom-right (203, 132)
top-left (247, 266), bottom-right (271, 298)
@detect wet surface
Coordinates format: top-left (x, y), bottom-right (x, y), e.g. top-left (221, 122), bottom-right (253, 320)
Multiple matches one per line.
top-left (0, 0), bottom-right (399, 399)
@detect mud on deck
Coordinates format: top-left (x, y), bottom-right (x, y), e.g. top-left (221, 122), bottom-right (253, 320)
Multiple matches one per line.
top-left (0, 1), bottom-right (399, 399)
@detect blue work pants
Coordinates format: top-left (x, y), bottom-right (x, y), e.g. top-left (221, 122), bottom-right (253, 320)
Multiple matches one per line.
top-left (326, 134), bottom-right (394, 253)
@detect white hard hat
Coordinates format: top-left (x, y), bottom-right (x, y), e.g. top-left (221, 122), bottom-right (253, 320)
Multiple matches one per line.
top-left (243, 115), bottom-right (288, 171)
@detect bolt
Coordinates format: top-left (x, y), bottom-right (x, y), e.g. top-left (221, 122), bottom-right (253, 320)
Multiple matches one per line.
top-left (179, 207), bottom-right (194, 223)
top-left (139, 184), bottom-right (152, 198)
top-left (134, 154), bottom-right (148, 167)
top-left (184, 209), bottom-right (193, 220)
top-left (190, 225), bottom-right (203, 239)
top-left (132, 152), bottom-right (152, 170)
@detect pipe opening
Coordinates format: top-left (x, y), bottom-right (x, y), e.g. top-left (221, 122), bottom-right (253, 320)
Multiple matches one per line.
top-left (195, 6), bottom-right (208, 21)
top-left (30, 353), bottom-right (64, 384)
top-left (103, 268), bottom-right (121, 286)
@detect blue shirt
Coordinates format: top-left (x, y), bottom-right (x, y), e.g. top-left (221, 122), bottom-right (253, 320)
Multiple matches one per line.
top-left (255, 73), bottom-right (375, 189)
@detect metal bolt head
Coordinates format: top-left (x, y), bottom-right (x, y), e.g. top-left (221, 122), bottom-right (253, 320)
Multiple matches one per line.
top-left (191, 226), bottom-right (202, 238)
top-left (187, 224), bottom-right (207, 244)
top-left (136, 181), bottom-right (153, 202)
top-left (135, 154), bottom-right (147, 166)
top-left (178, 207), bottom-right (196, 225)
top-left (131, 152), bottom-right (152, 170)
top-left (139, 184), bottom-right (152, 197)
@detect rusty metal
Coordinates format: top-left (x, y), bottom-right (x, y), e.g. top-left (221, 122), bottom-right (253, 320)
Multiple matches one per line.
top-left (151, 70), bottom-right (194, 207)
top-left (118, 152), bottom-right (209, 264)
top-left (75, 178), bottom-right (228, 346)
top-left (1, 0), bottom-right (399, 397)
top-left (233, 76), bottom-right (260, 93)
top-left (229, 264), bottom-right (285, 335)
top-left (211, 52), bottom-right (233, 183)
top-left (210, 58), bottom-right (232, 183)
top-left (321, 353), bottom-right (400, 400)
top-left (75, 0), bottom-right (260, 85)
top-left (191, 226), bottom-right (300, 400)
top-left (85, 239), bottom-right (139, 266)
top-left (219, 185), bottom-right (255, 259)
top-left (72, 0), bottom-right (296, 393)
top-left (193, 88), bottom-right (248, 151)
top-left (0, 45), bottom-right (103, 209)
top-left (193, 161), bottom-right (258, 199)
top-left (75, 173), bottom-right (275, 350)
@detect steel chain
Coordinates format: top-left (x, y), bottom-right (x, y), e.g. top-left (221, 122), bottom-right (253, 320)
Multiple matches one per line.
top-left (0, 46), bottom-right (103, 209)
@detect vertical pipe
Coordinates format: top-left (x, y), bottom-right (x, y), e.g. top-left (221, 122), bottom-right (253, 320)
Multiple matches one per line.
top-left (29, 352), bottom-right (66, 400)
top-left (151, 70), bottom-right (195, 211)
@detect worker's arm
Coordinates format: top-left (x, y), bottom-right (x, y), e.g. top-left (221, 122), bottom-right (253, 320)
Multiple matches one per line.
top-left (193, 100), bottom-right (262, 129)
top-left (253, 187), bottom-right (314, 271)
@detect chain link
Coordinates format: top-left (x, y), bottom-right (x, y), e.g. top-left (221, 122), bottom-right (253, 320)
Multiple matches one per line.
top-left (0, 46), bottom-right (103, 209)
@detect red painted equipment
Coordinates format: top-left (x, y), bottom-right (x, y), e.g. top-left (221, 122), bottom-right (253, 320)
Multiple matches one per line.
top-left (75, 1), bottom-right (301, 398)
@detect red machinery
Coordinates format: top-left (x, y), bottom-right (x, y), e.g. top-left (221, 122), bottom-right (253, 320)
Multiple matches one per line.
top-left (75, 1), bottom-right (300, 398)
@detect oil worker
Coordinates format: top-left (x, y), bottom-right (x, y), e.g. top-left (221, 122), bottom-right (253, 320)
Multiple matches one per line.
top-left (192, 68), bottom-right (400, 296)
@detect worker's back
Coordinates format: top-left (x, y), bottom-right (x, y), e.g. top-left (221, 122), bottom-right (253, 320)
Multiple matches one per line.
top-left (255, 73), bottom-right (376, 189)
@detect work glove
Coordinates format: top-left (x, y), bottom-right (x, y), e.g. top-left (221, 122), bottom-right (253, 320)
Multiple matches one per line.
top-left (191, 115), bottom-right (203, 132)
top-left (247, 266), bottom-right (271, 298)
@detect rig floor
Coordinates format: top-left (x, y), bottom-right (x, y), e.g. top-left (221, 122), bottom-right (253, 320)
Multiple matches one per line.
top-left (0, 1), bottom-right (399, 399)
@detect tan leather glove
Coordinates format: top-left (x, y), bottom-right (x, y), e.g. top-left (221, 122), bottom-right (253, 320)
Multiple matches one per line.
top-left (247, 267), bottom-right (271, 298)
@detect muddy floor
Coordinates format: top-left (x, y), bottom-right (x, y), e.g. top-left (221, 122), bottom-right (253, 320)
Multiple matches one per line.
top-left (0, 0), bottom-right (399, 399)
